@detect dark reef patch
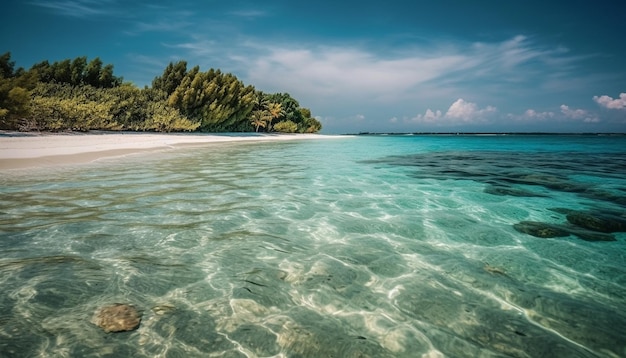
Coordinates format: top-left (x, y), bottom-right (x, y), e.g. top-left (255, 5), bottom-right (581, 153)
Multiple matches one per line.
top-left (513, 221), bottom-right (570, 238)
top-left (513, 220), bottom-right (616, 242)
top-left (362, 150), bottom-right (626, 205)
top-left (566, 211), bottom-right (626, 233)
top-left (484, 185), bottom-right (548, 198)
top-left (363, 150), bottom-right (625, 241)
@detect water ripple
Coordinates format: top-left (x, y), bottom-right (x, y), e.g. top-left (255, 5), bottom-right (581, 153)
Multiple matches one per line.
top-left (1, 137), bottom-right (625, 357)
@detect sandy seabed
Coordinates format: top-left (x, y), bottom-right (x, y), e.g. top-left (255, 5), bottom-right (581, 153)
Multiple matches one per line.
top-left (0, 132), bottom-right (333, 170)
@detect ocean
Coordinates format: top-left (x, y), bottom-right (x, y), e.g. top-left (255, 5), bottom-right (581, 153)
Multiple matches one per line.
top-left (1, 134), bottom-right (625, 357)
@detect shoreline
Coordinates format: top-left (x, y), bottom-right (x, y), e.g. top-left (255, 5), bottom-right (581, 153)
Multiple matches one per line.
top-left (0, 132), bottom-right (340, 170)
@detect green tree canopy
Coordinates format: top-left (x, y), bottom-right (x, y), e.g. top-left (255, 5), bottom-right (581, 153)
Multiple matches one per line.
top-left (152, 61), bottom-right (188, 96)
top-left (0, 52), bottom-right (37, 128)
top-left (0, 52), bottom-right (16, 78)
top-left (0, 52), bottom-right (321, 133)
top-left (167, 67), bottom-right (256, 131)
top-left (250, 109), bottom-right (271, 132)
top-left (29, 56), bottom-right (121, 88)
top-left (273, 120), bottom-right (298, 133)
top-left (70, 56), bottom-right (87, 85)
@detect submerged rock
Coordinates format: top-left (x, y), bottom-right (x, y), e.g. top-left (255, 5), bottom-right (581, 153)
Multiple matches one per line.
top-left (566, 228), bottom-right (616, 242)
top-left (566, 211), bottom-right (626, 233)
top-left (514, 220), bottom-right (617, 242)
top-left (513, 221), bottom-right (570, 238)
top-left (93, 304), bottom-right (141, 333)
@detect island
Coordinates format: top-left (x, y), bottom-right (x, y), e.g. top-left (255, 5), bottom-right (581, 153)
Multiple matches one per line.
top-left (0, 52), bottom-right (322, 134)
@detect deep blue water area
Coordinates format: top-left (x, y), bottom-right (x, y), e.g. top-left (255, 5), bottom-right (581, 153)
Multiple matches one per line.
top-left (1, 135), bottom-right (625, 357)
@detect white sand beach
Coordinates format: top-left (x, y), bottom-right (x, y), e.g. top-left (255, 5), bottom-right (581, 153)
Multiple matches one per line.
top-left (0, 132), bottom-right (334, 170)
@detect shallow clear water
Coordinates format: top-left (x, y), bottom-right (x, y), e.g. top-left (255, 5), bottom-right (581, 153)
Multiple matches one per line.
top-left (1, 135), bottom-right (625, 357)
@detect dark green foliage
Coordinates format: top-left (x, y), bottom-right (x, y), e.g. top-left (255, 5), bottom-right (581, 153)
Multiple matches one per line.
top-left (260, 93), bottom-right (321, 132)
top-left (1, 52), bottom-right (320, 133)
top-left (143, 101), bottom-right (199, 132)
top-left (299, 107), bottom-right (322, 133)
top-left (273, 120), bottom-right (298, 133)
top-left (28, 82), bottom-right (116, 131)
top-left (302, 116), bottom-right (323, 133)
top-left (0, 52), bottom-right (38, 129)
top-left (0, 85), bottom-right (31, 129)
top-left (152, 61), bottom-right (188, 96)
top-left (166, 67), bottom-right (256, 132)
top-left (70, 57), bottom-right (87, 85)
top-left (5, 87), bottom-right (31, 117)
top-left (265, 92), bottom-right (302, 125)
top-left (29, 56), bottom-right (122, 88)
top-left (30, 60), bottom-right (53, 82)
top-left (0, 52), bottom-right (16, 78)
top-left (53, 59), bottom-right (72, 84)
top-left (29, 95), bottom-right (117, 131)
top-left (99, 64), bottom-right (117, 88)
top-left (107, 84), bottom-right (150, 129)
top-left (84, 57), bottom-right (103, 87)
top-left (252, 90), bottom-right (269, 111)
top-left (27, 82), bottom-right (197, 132)
top-left (250, 109), bottom-right (270, 132)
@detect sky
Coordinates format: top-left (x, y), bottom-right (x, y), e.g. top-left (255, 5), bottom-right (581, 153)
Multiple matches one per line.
top-left (1, 0), bottom-right (625, 133)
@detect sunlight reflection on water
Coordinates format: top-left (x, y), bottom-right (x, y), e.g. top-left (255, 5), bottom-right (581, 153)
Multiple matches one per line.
top-left (1, 136), bottom-right (625, 357)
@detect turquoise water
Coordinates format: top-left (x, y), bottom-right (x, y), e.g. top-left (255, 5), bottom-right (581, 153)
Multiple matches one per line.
top-left (1, 135), bottom-right (625, 357)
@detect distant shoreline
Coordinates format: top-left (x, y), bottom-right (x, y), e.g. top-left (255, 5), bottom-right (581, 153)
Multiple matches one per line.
top-left (0, 131), bottom-right (341, 170)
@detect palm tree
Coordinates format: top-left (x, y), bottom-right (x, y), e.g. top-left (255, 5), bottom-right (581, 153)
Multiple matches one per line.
top-left (250, 109), bottom-right (270, 132)
top-left (266, 102), bottom-right (283, 132)
top-left (252, 91), bottom-right (268, 111)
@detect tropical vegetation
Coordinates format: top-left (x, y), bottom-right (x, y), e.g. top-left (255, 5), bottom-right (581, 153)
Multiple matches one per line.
top-left (0, 52), bottom-right (321, 133)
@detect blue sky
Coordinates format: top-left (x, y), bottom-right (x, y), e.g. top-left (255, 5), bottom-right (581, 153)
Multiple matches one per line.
top-left (2, 0), bottom-right (625, 133)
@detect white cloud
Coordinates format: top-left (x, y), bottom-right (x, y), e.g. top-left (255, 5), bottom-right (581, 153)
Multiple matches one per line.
top-left (424, 109), bottom-right (443, 121)
top-left (410, 99), bottom-right (495, 125)
top-left (508, 106), bottom-right (603, 125)
top-left (560, 104), bottom-right (586, 119)
top-left (229, 9), bottom-right (268, 18)
top-left (132, 20), bottom-right (191, 34)
top-left (525, 109), bottom-right (554, 119)
top-left (510, 109), bottom-right (555, 121)
top-left (30, 0), bottom-right (118, 17)
top-left (219, 34), bottom-right (587, 124)
top-left (245, 46), bottom-right (470, 100)
top-left (153, 34), bottom-right (588, 115)
top-left (409, 109), bottom-right (441, 123)
top-left (465, 34), bottom-right (579, 86)
top-left (560, 105), bottom-right (599, 123)
top-left (124, 31), bottom-right (600, 131)
top-left (496, 35), bottom-right (540, 68)
top-left (446, 98), bottom-right (496, 121)
top-left (164, 37), bottom-right (219, 57)
top-left (593, 93), bottom-right (626, 109)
